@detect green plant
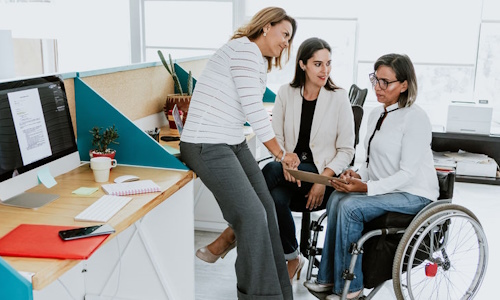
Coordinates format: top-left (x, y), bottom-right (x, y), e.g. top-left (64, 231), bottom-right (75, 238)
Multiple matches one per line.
top-left (157, 50), bottom-right (193, 96)
top-left (90, 125), bottom-right (119, 153)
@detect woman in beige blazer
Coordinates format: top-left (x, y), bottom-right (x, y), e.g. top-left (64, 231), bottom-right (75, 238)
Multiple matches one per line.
top-left (196, 37), bottom-right (355, 284)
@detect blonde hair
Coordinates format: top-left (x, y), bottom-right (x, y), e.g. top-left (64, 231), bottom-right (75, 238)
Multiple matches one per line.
top-left (232, 7), bottom-right (297, 71)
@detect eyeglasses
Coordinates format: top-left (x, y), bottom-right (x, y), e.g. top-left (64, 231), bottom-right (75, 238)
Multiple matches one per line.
top-left (369, 73), bottom-right (399, 90)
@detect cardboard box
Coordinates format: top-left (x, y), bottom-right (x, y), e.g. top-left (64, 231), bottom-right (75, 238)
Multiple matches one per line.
top-left (456, 159), bottom-right (498, 178)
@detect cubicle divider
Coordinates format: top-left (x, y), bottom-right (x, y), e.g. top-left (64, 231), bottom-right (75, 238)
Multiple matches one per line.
top-left (174, 61), bottom-right (276, 103)
top-left (0, 256), bottom-right (33, 300)
top-left (74, 76), bottom-right (188, 170)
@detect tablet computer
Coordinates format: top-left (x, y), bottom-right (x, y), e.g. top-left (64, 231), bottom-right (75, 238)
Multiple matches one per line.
top-left (285, 169), bottom-right (347, 186)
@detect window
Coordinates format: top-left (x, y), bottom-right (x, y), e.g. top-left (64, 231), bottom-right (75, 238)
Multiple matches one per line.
top-left (143, 0), bottom-right (233, 61)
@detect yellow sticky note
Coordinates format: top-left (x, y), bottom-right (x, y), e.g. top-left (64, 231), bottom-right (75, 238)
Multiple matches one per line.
top-left (37, 167), bottom-right (57, 188)
top-left (72, 187), bottom-right (99, 195)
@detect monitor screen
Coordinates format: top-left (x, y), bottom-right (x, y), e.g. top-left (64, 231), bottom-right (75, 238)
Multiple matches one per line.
top-left (0, 75), bottom-right (80, 205)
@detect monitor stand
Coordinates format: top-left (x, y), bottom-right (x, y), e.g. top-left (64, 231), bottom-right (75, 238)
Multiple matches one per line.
top-left (0, 192), bottom-right (59, 209)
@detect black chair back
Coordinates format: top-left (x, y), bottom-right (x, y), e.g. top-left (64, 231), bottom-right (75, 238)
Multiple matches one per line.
top-left (349, 84), bottom-right (368, 107)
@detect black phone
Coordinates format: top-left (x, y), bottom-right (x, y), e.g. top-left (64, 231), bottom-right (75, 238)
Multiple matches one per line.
top-left (58, 224), bottom-right (115, 241)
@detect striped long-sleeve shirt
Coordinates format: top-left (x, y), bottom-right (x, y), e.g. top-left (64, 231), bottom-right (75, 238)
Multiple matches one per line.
top-left (180, 36), bottom-right (275, 145)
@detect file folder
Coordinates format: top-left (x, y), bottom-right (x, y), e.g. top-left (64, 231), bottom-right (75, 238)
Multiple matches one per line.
top-left (0, 224), bottom-right (109, 260)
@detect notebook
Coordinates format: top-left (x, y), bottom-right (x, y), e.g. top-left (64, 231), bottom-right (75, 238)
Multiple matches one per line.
top-left (0, 224), bottom-right (109, 259)
top-left (101, 179), bottom-right (161, 196)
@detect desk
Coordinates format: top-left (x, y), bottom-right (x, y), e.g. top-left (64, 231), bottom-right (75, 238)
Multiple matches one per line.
top-left (432, 131), bottom-right (500, 185)
top-left (0, 164), bottom-right (195, 300)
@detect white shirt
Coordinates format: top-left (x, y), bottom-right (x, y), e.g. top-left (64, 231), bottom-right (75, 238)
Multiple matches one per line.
top-left (357, 103), bottom-right (439, 200)
top-left (180, 37), bottom-right (275, 145)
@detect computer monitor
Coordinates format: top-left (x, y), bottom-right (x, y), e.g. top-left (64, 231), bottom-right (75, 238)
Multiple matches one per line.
top-left (0, 75), bottom-right (80, 208)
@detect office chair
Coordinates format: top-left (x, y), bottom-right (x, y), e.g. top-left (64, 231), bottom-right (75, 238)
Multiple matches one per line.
top-left (348, 84), bottom-right (368, 107)
top-left (293, 105), bottom-right (364, 259)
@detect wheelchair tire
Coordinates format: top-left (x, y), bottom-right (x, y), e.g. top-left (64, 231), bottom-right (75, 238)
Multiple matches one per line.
top-left (392, 203), bottom-right (488, 300)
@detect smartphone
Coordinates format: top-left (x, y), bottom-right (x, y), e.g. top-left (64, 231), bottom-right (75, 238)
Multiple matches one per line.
top-left (58, 224), bottom-right (115, 241)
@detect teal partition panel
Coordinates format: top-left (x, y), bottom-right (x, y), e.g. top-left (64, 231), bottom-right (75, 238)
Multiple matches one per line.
top-left (174, 63), bottom-right (197, 94)
top-left (263, 87), bottom-right (276, 103)
top-left (174, 63), bottom-right (276, 102)
top-left (74, 77), bottom-right (188, 170)
top-left (0, 257), bottom-right (33, 300)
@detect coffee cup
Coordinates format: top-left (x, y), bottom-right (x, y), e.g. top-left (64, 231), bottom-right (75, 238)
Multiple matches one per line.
top-left (90, 157), bottom-right (117, 182)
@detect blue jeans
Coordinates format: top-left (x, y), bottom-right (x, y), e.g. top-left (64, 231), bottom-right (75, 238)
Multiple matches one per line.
top-left (317, 191), bottom-right (431, 294)
top-left (262, 161), bottom-right (334, 260)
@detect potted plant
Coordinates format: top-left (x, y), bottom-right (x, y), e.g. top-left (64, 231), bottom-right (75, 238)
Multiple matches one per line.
top-left (157, 50), bottom-right (193, 125)
top-left (89, 125), bottom-right (119, 159)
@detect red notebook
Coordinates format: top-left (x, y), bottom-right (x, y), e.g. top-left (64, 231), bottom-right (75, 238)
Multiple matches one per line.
top-left (0, 224), bottom-right (109, 260)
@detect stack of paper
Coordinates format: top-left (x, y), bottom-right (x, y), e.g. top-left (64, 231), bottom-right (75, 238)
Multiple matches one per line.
top-left (434, 150), bottom-right (499, 177)
top-left (433, 151), bottom-right (457, 171)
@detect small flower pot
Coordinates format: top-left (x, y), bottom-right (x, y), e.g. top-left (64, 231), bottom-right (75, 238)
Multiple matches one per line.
top-left (89, 150), bottom-right (116, 160)
top-left (164, 94), bottom-right (191, 126)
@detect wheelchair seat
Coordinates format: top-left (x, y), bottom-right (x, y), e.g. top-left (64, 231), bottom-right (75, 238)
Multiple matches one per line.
top-left (363, 170), bottom-right (455, 232)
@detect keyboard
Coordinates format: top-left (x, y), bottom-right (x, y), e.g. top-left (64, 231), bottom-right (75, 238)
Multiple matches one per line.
top-left (75, 195), bottom-right (133, 222)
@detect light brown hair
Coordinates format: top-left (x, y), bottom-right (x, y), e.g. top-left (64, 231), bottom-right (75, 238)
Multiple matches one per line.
top-left (232, 7), bottom-right (297, 71)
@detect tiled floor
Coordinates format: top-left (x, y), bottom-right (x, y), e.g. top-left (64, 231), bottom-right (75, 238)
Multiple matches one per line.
top-left (195, 181), bottom-right (499, 299)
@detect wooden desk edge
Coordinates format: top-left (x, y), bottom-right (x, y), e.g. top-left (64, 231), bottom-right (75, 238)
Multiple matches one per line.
top-left (7, 169), bottom-right (194, 290)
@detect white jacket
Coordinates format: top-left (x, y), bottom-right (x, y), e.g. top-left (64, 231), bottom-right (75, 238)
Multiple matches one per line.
top-left (272, 84), bottom-right (355, 175)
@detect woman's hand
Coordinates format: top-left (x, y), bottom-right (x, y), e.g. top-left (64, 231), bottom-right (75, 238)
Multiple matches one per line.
top-left (282, 159), bottom-right (301, 187)
top-left (329, 169), bottom-right (366, 193)
top-left (330, 178), bottom-right (367, 193)
top-left (342, 169), bottom-right (361, 180)
top-left (282, 152), bottom-right (300, 169)
top-left (330, 170), bottom-right (367, 193)
top-left (305, 183), bottom-right (326, 210)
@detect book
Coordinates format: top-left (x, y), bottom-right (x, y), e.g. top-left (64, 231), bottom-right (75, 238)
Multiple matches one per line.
top-left (101, 179), bottom-right (161, 196)
top-left (0, 224), bottom-right (109, 260)
top-left (285, 169), bottom-right (348, 186)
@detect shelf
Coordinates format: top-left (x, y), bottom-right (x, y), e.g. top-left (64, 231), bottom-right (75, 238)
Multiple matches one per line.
top-left (455, 175), bottom-right (500, 185)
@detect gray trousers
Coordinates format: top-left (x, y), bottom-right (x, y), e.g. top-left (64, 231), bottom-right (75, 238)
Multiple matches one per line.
top-left (180, 140), bottom-right (293, 300)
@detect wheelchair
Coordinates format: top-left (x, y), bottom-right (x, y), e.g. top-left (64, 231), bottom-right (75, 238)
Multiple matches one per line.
top-left (304, 171), bottom-right (489, 300)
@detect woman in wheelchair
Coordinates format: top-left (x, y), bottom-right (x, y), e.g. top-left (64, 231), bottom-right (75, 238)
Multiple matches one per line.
top-left (196, 37), bottom-right (355, 282)
top-left (304, 53), bottom-right (440, 300)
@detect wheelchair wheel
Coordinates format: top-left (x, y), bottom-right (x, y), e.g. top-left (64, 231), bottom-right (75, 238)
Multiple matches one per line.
top-left (392, 203), bottom-right (488, 300)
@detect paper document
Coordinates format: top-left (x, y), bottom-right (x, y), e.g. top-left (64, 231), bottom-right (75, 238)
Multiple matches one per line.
top-left (285, 169), bottom-right (347, 186)
top-left (443, 150), bottom-right (491, 163)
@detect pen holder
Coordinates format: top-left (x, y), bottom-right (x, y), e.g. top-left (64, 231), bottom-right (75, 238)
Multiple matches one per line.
top-left (146, 129), bottom-right (160, 142)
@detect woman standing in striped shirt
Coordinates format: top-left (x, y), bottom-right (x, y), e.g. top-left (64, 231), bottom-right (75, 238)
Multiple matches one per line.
top-left (180, 7), bottom-right (299, 300)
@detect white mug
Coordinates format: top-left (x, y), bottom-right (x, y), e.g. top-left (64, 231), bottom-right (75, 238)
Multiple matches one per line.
top-left (90, 157), bottom-right (117, 183)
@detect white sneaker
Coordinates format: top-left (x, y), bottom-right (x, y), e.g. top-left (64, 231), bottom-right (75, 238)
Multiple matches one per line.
top-left (303, 280), bottom-right (334, 293)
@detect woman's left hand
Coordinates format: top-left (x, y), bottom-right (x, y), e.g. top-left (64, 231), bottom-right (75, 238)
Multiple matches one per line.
top-left (330, 176), bottom-right (367, 193)
top-left (305, 183), bottom-right (326, 210)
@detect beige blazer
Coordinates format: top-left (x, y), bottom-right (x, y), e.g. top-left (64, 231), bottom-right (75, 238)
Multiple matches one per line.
top-left (272, 85), bottom-right (355, 175)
